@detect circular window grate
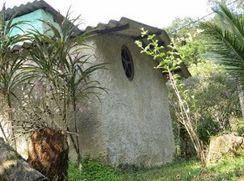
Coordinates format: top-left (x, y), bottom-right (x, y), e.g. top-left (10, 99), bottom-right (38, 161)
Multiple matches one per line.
top-left (121, 45), bottom-right (134, 80)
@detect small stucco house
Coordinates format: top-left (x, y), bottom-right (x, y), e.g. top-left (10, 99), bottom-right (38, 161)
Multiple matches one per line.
top-left (1, 0), bottom-right (189, 167)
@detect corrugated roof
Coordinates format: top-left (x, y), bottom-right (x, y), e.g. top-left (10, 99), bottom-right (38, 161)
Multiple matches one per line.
top-left (5, 0), bottom-right (83, 35)
top-left (5, 0), bottom-right (167, 40)
top-left (85, 17), bottom-right (169, 40)
top-left (4, 0), bottom-right (171, 44)
top-left (6, 0), bottom-right (58, 20)
top-left (4, 0), bottom-right (190, 77)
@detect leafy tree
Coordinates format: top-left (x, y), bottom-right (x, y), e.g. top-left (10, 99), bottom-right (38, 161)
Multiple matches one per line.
top-left (166, 17), bottom-right (197, 39)
top-left (177, 62), bottom-right (240, 144)
top-left (166, 18), bottom-right (207, 66)
top-left (188, 62), bottom-right (240, 128)
top-left (166, 4), bottom-right (243, 148)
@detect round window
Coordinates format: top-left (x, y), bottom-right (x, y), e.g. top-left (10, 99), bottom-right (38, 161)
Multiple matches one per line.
top-left (121, 45), bottom-right (134, 80)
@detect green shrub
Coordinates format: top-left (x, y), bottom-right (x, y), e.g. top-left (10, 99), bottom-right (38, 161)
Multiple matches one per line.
top-left (197, 115), bottom-right (220, 145)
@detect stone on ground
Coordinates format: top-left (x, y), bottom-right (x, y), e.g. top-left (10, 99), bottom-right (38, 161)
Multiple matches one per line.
top-left (206, 133), bottom-right (244, 166)
top-left (0, 137), bottom-right (47, 181)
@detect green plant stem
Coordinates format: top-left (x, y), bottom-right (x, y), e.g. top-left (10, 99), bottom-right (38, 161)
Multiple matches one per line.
top-left (168, 69), bottom-right (206, 166)
top-left (63, 88), bottom-right (81, 163)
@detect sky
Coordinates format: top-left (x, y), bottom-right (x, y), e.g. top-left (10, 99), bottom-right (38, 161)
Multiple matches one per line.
top-left (2, 0), bottom-right (212, 29)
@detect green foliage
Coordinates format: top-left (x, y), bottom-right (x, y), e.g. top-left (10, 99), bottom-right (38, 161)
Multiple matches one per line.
top-left (167, 58), bottom-right (241, 160)
top-left (189, 4), bottom-right (244, 136)
top-left (176, 36), bottom-right (206, 65)
top-left (166, 17), bottom-right (197, 38)
top-left (26, 17), bottom-right (105, 103)
top-left (15, 13), bottom-right (106, 162)
top-left (0, 6), bottom-right (29, 144)
top-left (170, 61), bottom-right (241, 149)
top-left (166, 18), bottom-right (207, 65)
top-left (190, 62), bottom-right (240, 127)
top-left (0, 7), bottom-right (105, 160)
top-left (0, 7), bottom-right (27, 100)
top-left (136, 28), bottom-right (206, 165)
top-left (166, 16), bottom-right (240, 140)
top-left (197, 115), bottom-right (220, 144)
top-left (68, 159), bottom-right (123, 181)
top-left (135, 28), bottom-right (182, 72)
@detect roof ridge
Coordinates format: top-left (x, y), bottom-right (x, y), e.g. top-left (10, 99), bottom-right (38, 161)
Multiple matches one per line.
top-left (5, 0), bottom-right (46, 19)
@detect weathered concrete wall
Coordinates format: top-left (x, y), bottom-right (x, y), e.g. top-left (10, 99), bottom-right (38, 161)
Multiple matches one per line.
top-left (78, 34), bottom-right (175, 167)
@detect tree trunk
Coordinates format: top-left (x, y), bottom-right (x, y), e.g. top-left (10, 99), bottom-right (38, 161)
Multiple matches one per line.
top-left (238, 85), bottom-right (244, 118)
top-left (27, 128), bottom-right (69, 181)
top-left (0, 137), bottom-right (47, 181)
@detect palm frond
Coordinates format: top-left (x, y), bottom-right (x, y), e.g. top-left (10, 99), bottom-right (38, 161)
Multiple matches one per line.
top-left (201, 3), bottom-right (244, 88)
top-left (214, 3), bottom-right (244, 41)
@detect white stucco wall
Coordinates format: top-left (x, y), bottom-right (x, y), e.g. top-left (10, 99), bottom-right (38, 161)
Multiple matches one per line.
top-left (78, 34), bottom-right (175, 167)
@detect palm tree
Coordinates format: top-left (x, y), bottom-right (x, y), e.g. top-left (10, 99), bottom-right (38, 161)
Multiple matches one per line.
top-left (200, 3), bottom-right (244, 116)
top-left (201, 3), bottom-right (244, 83)
top-left (26, 13), bottom-right (105, 165)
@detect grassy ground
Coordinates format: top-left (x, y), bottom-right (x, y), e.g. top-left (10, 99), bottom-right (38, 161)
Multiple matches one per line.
top-left (68, 157), bottom-right (244, 181)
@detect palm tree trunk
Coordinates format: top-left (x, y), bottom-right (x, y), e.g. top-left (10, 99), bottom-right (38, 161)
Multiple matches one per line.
top-left (6, 93), bottom-right (16, 149)
top-left (63, 89), bottom-right (81, 163)
top-left (72, 93), bottom-right (81, 163)
top-left (27, 128), bottom-right (69, 181)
